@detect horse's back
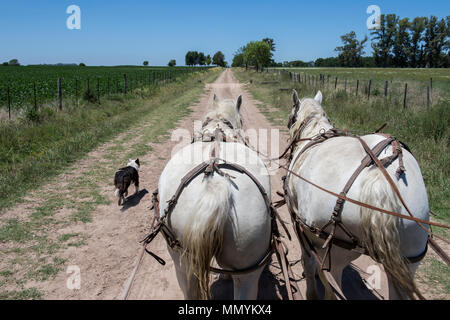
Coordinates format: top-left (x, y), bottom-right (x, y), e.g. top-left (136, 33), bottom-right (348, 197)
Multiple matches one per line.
top-left (159, 141), bottom-right (272, 270)
top-left (291, 133), bottom-right (429, 250)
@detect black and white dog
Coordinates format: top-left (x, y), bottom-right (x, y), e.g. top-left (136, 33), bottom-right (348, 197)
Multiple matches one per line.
top-left (114, 159), bottom-right (140, 206)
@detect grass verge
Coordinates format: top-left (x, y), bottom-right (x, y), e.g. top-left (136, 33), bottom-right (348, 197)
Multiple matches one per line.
top-left (0, 67), bottom-right (222, 299)
top-left (233, 67), bottom-right (449, 297)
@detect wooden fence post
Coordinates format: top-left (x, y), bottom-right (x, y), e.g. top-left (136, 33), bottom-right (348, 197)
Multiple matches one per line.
top-left (75, 79), bottom-right (79, 107)
top-left (430, 77), bottom-right (433, 91)
top-left (403, 83), bottom-right (408, 109)
top-left (384, 80), bottom-right (388, 97)
top-left (124, 74), bottom-right (127, 94)
top-left (356, 79), bottom-right (359, 96)
top-left (334, 77), bottom-right (338, 90)
top-left (58, 78), bottom-right (62, 110)
top-left (367, 79), bottom-right (372, 100)
top-left (7, 85), bottom-right (11, 120)
top-left (97, 78), bottom-right (100, 103)
top-left (33, 82), bottom-right (37, 111)
top-left (344, 79), bottom-right (347, 92)
top-left (427, 86), bottom-right (430, 109)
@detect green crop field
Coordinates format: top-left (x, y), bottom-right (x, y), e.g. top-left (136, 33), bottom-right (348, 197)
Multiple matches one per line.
top-left (0, 65), bottom-right (207, 110)
top-left (235, 67), bottom-right (449, 226)
top-left (269, 67), bottom-right (450, 110)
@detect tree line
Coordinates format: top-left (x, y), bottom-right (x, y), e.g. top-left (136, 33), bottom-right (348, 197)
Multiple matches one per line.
top-left (233, 14), bottom-right (449, 69)
top-left (185, 51), bottom-right (226, 67)
top-left (319, 14), bottom-right (449, 68)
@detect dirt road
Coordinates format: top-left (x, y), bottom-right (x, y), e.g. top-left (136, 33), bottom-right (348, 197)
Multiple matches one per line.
top-left (7, 69), bottom-right (404, 300)
top-left (120, 69), bottom-right (392, 300)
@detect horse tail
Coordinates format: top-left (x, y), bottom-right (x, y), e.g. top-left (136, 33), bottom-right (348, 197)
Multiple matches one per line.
top-left (181, 174), bottom-right (232, 299)
top-left (360, 168), bottom-right (422, 299)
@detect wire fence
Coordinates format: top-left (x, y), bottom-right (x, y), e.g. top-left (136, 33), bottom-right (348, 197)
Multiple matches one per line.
top-left (262, 68), bottom-right (446, 110)
top-left (0, 67), bottom-right (210, 119)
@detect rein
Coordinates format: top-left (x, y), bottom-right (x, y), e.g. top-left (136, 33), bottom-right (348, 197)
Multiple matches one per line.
top-left (142, 125), bottom-right (301, 299)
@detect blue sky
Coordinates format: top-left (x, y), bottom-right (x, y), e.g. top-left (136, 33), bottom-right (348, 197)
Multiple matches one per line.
top-left (0, 0), bottom-right (448, 66)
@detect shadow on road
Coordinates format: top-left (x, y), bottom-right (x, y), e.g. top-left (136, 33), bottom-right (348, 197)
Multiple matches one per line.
top-left (121, 189), bottom-right (149, 212)
top-left (210, 258), bottom-right (303, 300)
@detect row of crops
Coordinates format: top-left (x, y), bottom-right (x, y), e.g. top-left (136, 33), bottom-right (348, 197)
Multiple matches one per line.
top-left (0, 66), bottom-right (210, 110)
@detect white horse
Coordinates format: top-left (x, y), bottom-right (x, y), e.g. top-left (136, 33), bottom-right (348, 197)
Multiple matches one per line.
top-left (286, 90), bottom-right (429, 300)
top-left (158, 94), bottom-right (272, 300)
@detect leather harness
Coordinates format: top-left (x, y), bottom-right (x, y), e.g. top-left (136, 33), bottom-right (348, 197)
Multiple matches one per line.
top-left (281, 112), bottom-right (429, 272)
top-left (142, 120), bottom-right (301, 299)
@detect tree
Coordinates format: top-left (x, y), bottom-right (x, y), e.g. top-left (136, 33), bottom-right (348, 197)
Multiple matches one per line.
top-left (392, 18), bottom-right (411, 67)
top-left (198, 52), bottom-right (206, 66)
top-left (232, 53), bottom-right (245, 67)
top-left (335, 31), bottom-right (368, 67)
top-left (8, 59), bottom-right (20, 66)
top-left (409, 17), bottom-right (427, 67)
top-left (185, 51), bottom-right (197, 66)
top-left (371, 14), bottom-right (398, 67)
top-left (79, 63), bottom-right (86, 67)
top-left (232, 46), bottom-right (245, 67)
top-left (262, 38), bottom-right (276, 66)
top-left (212, 51), bottom-right (226, 67)
top-left (168, 59), bottom-right (176, 67)
top-left (2, 62), bottom-right (8, 66)
top-left (143, 61), bottom-right (149, 66)
top-left (262, 38), bottom-right (276, 52)
top-left (243, 41), bottom-right (272, 70)
top-left (206, 54), bottom-right (211, 66)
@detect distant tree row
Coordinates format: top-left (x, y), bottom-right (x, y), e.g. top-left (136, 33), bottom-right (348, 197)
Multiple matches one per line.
top-left (185, 51), bottom-right (225, 66)
top-left (2, 59), bottom-right (21, 66)
top-left (317, 14), bottom-right (449, 68)
top-left (371, 14), bottom-right (449, 68)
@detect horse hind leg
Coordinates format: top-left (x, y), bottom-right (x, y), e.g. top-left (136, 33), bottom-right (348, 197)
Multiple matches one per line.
top-left (387, 261), bottom-right (421, 300)
top-left (169, 248), bottom-right (202, 299)
top-left (301, 247), bottom-right (320, 300)
top-left (231, 268), bottom-right (263, 300)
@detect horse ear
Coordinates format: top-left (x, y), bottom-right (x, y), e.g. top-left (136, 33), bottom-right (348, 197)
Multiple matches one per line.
top-left (236, 95), bottom-right (242, 112)
top-left (292, 89), bottom-right (299, 106)
top-left (314, 91), bottom-right (323, 104)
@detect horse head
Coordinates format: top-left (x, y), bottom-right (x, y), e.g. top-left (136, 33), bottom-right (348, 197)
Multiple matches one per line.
top-left (201, 94), bottom-right (244, 141)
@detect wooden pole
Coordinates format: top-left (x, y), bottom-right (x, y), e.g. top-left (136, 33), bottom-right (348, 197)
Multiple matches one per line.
top-left (33, 82), bottom-right (37, 111)
top-left (356, 79), bottom-right (359, 96)
top-left (384, 80), bottom-right (388, 97)
top-left (427, 86), bottom-right (430, 109)
top-left (403, 83), bottom-right (408, 109)
top-left (124, 74), bottom-right (127, 94)
top-left (334, 77), bottom-right (338, 90)
top-left (58, 77), bottom-right (62, 110)
top-left (367, 79), bottom-right (372, 100)
top-left (344, 79), bottom-right (347, 92)
top-left (75, 79), bottom-right (78, 107)
top-left (97, 78), bottom-right (100, 103)
top-left (7, 85), bottom-right (11, 120)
